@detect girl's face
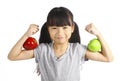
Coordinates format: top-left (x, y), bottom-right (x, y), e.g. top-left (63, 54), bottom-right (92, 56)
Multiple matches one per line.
top-left (48, 25), bottom-right (74, 44)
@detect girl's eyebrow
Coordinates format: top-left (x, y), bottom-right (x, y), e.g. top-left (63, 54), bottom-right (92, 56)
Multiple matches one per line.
top-left (49, 25), bottom-right (70, 28)
top-left (50, 26), bottom-right (57, 27)
top-left (64, 25), bottom-right (69, 27)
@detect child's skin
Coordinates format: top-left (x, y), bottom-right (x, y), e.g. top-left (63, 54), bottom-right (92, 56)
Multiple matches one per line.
top-left (8, 23), bottom-right (113, 62)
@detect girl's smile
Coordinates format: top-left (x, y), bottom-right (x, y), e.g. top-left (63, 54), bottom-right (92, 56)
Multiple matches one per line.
top-left (56, 36), bottom-right (64, 40)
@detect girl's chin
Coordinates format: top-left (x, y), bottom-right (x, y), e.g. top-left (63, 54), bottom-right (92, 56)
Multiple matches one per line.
top-left (54, 40), bottom-right (68, 44)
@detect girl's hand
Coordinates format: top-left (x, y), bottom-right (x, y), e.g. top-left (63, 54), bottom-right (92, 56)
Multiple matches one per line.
top-left (25, 24), bottom-right (39, 37)
top-left (85, 23), bottom-right (100, 36)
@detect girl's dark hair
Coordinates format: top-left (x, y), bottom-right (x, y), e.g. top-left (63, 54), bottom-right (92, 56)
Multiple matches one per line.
top-left (39, 7), bottom-right (81, 43)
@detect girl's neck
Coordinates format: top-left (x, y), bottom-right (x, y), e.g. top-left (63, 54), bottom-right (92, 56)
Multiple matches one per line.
top-left (53, 42), bottom-right (69, 50)
top-left (53, 42), bottom-right (69, 58)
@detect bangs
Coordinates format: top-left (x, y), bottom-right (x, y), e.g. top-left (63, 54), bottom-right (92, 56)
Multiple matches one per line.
top-left (46, 7), bottom-right (73, 27)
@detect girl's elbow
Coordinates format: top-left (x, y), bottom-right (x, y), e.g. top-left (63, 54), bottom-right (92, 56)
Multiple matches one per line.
top-left (106, 57), bottom-right (114, 62)
top-left (8, 55), bottom-right (17, 61)
top-left (8, 56), bottom-right (13, 61)
top-left (108, 58), bottom-right (114, 62)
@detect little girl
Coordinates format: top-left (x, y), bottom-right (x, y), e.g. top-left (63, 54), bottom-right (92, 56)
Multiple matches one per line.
top-left (8, 7), bottom-right (113, 81)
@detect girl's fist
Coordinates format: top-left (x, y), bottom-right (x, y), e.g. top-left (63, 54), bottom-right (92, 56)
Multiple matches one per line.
top-left (85, 23), bottom-right (100, 36)
top-left (25, 24), bottom-right (39, 37)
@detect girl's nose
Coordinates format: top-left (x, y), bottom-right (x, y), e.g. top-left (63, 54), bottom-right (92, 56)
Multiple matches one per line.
top-left (57, 28), bottom-right (64, 35)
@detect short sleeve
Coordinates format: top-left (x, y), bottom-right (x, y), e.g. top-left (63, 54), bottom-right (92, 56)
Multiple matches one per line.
top-left (81, 44), bottom-right (87, 61)
top-left (34, 44), bottom-right (42, 75)
top-left (34, 45), bottom-right (40, 63)
top-left (77, 44), bottom-right (87, 65)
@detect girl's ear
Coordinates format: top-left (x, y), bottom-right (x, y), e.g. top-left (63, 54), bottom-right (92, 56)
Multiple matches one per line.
top-left (71, 23), bottom-right (75, 33)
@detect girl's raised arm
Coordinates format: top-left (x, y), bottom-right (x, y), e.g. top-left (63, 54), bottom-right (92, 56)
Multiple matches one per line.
top-left (8, 24), bottom-right (39, 61)
top-left (85, 23), bottom-right (113, 62)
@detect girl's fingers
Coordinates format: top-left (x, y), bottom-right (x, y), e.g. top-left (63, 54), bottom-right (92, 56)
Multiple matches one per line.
top-left (85, 23), bottom-right (100, 35)
top-left (26, 24), bottom-right (39, 36)
top-left (85, 24), bottom-right (92, 32)
top-left (32, 26), bottom-right (39, 35)
top-left (85, 23), bottom-right (96, 34)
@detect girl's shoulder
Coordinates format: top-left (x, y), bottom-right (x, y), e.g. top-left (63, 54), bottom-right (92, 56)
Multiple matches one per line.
top-left (69, 43), bottom-right (87, 53)
top-left (69, 43), bottom-right (86, 48)
top-left (35, 43), bottom-right (52, 49)
top-left (37, 43), bottom-right (52, 49)
top-left (34, 43), bottom-right (52, 55)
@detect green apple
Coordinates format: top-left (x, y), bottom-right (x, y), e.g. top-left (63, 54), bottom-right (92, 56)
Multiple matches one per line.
top-left (87, 38), bottom-right (101, 52)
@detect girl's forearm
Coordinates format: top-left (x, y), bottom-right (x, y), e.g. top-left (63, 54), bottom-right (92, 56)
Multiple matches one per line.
top-left (97, 33), bottom-right (113, 62)
top-left (8, 33), bottom-right (28, 60)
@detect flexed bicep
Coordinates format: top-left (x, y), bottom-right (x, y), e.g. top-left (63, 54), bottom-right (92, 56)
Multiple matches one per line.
top-left (85, 50), bottom-right (108, 62)
top-left (9, 50), bottom-right (34, 61)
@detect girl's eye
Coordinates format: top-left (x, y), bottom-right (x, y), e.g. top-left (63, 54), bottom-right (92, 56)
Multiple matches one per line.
top-left (63, 27), bottom-right (68, 29)
top-left (52, 27), bottom-right (57, 29)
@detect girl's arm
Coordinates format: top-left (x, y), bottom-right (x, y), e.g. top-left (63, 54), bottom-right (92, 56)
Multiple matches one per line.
top-left (8, 24), bottom-right (39, 61)
top-left (85, 23), bottom-right (113, 62)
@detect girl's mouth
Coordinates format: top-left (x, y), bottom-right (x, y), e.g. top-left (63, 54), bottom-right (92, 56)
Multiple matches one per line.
top-left (56, 37), bottom-right (64, 39)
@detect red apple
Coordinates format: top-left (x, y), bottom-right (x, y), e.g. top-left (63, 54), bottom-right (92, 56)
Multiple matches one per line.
top-left (23, 37), bottom-right (38, 50)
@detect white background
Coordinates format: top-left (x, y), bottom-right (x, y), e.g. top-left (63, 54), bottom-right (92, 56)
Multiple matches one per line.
top-left (0, 0), bottom-right (120, 81)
